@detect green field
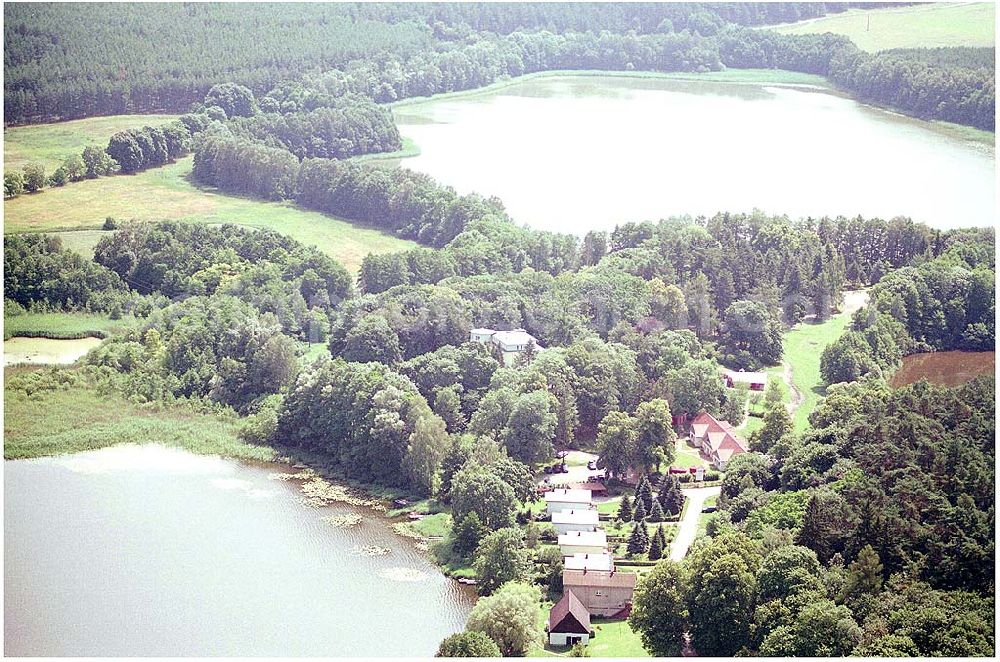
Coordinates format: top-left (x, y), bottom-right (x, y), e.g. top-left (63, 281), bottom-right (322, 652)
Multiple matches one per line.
top-left (3, 311), bottom-right (134, 340)
top-left (3, 156), bottom-right (417, 273)
top-left (775, 2), bottom-right (995, 52)
top-left (782, 312), bottom-right (855, 431)
top-left (4, 114), bottom-right (181, 172)
top-left (3, 374), bottom-right (274, 461)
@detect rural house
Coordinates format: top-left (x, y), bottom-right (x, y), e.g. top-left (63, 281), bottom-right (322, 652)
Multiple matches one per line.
top-left (564, 553), bottom-right (614, 572)
top-left (689, 411), bottom-right (749, 470)
top-left (558, 530), bottom-right (608, 556)
top-left (723, 368), bottom-right (768, 391)
top-left (547, 590), bottom-right (592, 647)
top-left (469, 327), bottom-right (542, 366)
top-left (544, 488), bottom-right (594, 514)
top-left (551, 509), bottom-right (600, 535)
top-left (563, 569), bottom-right (637, 617)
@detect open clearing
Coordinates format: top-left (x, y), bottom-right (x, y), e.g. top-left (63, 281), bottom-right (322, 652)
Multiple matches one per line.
top-left (775, 2), bottom-right (995, 52)
top-left (3, 156), bottom-right (417, 273)
top-left (4, 114), bottom-right (181, 172)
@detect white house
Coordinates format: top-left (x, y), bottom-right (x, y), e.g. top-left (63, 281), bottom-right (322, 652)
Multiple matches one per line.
top-left (547, 590), bottom-right (592, 647)
top-left (564, 553), bottom-right (614, 572)
top-left (552, 509), bottom-right (600, 535)
top-left (469, 327), bottom-right (542, 367)
top-left (558, 530), bottom-right (608, 556)
top-left (544, 488), bottom-right (594, 515)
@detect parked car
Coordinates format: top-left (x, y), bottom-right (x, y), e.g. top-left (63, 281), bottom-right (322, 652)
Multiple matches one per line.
top-left (543, 465), bottom-right (553, 474)
top-left (587, 460), bottom-right (597, 470)
top-left (701, 506), bottom-right (717, 514)
top-left (689, 467), bottom-right (698, 474)
top-left (560, 463), bottom-right (569, 473)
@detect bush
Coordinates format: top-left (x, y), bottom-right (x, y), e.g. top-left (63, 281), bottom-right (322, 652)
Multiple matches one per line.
top-left (705, 471), bottom-right (721, 481)
top-left (103, 217), bottom-right (117, 230)
top-left (678, 474), bottom-right (692, 483)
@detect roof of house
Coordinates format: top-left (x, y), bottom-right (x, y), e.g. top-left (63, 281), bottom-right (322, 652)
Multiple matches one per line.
top-left (568, 481), bottom-right (608, 493)
top-left (564, 553), bottom-right (614, 572)
top-left (549, 589), bottom-right (591, 634)
top-left (493, 330), bottom-right (538, 348)
top-left (563, 569), bottom-right (638, 589)
top-left (552, 510), bottom-right (600, 525)
top-left (558, 530), bottom-right (608, 548)
top-left (545, 488), bottom-right (593, 505)
top-left (470, 327), bottom-right (495, 335)
top-left (724, 369), bottom-right (768, 384)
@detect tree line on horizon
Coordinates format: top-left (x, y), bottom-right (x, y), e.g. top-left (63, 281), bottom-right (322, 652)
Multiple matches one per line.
top-left (4, 3), bottom-right (992, 131)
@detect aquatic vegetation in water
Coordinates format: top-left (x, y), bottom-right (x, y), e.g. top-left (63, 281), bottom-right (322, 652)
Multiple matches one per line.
top-left (321, 514), bottom-right (363, 528)
top-left (354, 545), bottom-right (391, 556)
top-left (392, 522), bottom-right (425, 541)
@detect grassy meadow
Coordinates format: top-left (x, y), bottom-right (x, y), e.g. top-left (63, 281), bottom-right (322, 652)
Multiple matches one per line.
top-left (3, 311), bottom-right (135, 340)
top-left (3, 373), bottom-right (274, 461)
top-left (775, 2), bottom-right (995, 52)
top-left (3, 156), bottom-right (418, 273)
top-left (4, 114), bottom-right (181, 172)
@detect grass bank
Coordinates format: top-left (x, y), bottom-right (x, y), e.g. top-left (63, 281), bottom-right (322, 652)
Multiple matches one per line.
top-left (4, 114), bottom-right (181, 172)
top-left (3, 311), bottom-right (135, 340)
top-left (774, 2), bottom-right (995, 52)
top-left (3, 371), bottom-right (274, 461)
top-left (3, 156), bottom-right (417, 273)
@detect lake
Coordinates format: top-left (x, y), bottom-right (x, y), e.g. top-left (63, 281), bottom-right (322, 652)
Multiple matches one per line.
top-left (890, 350), bottom-right (995, 388)
top-left (4, 444), bottom-right (474, 656)
top-left (389, 74), bottom-right (995, 233)
top-left (3, 336), bottom-right (104, 366)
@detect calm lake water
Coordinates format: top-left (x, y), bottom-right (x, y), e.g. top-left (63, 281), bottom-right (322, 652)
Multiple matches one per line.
top-left (390, 75), bottom-right (995, 232)
top-left (890, 350), bottom-right (995, 388)
top-left (4, 444), bottom-right (474, 656)
top-left (3, 336), bottom-right (103, 366)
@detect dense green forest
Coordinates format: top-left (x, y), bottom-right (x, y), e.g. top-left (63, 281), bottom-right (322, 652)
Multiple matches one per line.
top-left (5, 3), bottom-right (990, 130)
top-left (664, 374), bottom-right (995, 656)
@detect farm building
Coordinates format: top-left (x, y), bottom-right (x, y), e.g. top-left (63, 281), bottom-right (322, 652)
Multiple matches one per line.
top-left (551, 509), bottom-right (600, 535)
top-left (723, 368), bottom-right (767, 391)
top-left (547, 590), bottom-right (592, 647)
top-left (564, 553), bottom-right (614, 572)
top-left (469, 327), bottom-right (542, 367)
top-left (563, 569), bottom-right (637, 617)
top-left (558, 530), bottom-right (608, 556)
top-left (689, 411), bottom-right (749, 470)
top-left (544, 488), bottom-right (593, 514)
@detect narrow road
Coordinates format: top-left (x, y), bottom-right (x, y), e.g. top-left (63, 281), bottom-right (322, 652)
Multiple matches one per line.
top-left (669, 485), bottom-right (721, 561)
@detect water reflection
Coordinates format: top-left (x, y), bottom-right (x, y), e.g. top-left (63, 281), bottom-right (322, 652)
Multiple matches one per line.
top-left (391, 74), bottom-right (995, 232)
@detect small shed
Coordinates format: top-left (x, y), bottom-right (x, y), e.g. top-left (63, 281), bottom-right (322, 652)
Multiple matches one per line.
top-left (548, 590), bottom-right (592, 647)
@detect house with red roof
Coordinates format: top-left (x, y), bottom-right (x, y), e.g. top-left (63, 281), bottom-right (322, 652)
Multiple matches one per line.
top-left (547, 590), bottom-right (593, 646)
top-left (688, 411), bottom-right (749, 471)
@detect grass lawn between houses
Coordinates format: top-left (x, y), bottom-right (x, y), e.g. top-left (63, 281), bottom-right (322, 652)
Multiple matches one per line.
top-left (4, 156), bottom-right (417, 274)
top-left (774, 2), bottom-right (995, 52)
